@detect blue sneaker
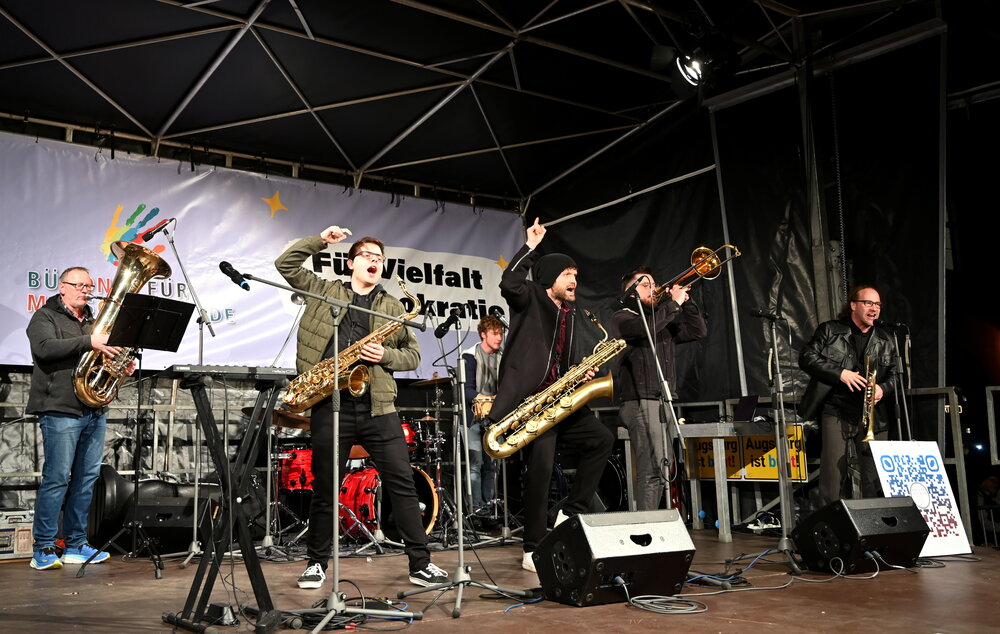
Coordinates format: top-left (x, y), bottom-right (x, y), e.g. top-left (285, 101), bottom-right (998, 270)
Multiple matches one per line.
top-left (62, 543), bottom-right (110, 564)
top-left (30, 547), bottom-right (64, 570)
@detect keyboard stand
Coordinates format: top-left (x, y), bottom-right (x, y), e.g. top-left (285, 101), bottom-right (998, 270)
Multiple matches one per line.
top-left (162, 373), bottom-right (285, 634)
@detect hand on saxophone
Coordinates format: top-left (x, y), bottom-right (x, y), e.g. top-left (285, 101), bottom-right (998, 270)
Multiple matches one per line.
top-left (839, 369), bottom-right (867, 392)
top-left (584, 366), bottom-right (598, 381)
top-left (359, 341), bottom-right (384, 363)
top-left (321, 225), bottom-right (353, 244)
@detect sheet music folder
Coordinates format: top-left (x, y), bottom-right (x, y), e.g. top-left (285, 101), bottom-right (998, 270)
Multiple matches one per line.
top-left (105, 293), bottom-right (195, 352)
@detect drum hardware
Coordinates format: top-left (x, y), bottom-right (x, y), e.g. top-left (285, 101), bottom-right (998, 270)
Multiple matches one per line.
top-left (242, 406), bottom-right (311, 431)
top-left (409, 375), bottom-right (453, 387)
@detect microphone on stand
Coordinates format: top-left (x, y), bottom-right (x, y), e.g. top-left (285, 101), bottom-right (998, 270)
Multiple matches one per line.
top-left (616, 278), bottom-right (641, 305)
top-left (141, 218), bottom-right (174, 242)
top-left (434, 309), bottom-right (461, 338)
top-left (875, 319), bottom-right (907, 329)
top-left (219, 261), bottom-right (250, 291)
top-left (750, 308), bottom-right (784, 321)
top-left (488, 306), bottom-right (509, 329)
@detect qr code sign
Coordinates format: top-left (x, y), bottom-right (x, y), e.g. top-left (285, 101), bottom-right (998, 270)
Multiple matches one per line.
top-left (879, 453), bottom-right (960, 538)
top-left (871, 440), bottom-right (971, 556)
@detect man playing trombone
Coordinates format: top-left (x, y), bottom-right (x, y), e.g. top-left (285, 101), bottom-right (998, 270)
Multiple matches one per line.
top-left (612, 267), bottom-right (707, 511)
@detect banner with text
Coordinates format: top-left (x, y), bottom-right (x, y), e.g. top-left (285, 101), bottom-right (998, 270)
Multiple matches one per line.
top-left (0, 132), bottom-right (524, 378)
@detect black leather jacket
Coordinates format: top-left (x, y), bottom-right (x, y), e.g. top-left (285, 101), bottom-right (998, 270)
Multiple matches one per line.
top-left (798, 317), bottom-right (900, 430)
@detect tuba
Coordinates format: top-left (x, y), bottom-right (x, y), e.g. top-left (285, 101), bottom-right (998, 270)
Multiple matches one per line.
top-left (483, 310), bottom-right (626, 460)
top-left (74, 241), bottom-right (172, 407)
top-left (281, 277), bottom-right (420, 414)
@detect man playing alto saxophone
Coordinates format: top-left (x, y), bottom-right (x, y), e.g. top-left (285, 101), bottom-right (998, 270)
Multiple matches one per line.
top-left (488, 218), bottom-right (614, 573)
top-left (276, 226), bottom-right (448, 590)
top-left (799, 285), bottom-right (900, 506)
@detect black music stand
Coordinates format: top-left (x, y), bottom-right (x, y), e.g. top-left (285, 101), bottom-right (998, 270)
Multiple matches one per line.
top-left (78, 293), bottom-right (194, 578)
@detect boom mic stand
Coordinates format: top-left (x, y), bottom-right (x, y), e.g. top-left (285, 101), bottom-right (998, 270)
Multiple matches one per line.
top-left (398, 323), bottom-right (532, 618)
top-left (740, 312), bottom-right (801, 574)
top-left (156, 222), bottom-right (219, 568)
top-left (239, 271), bottom-right (423, 630)
top-left (885, 323), bottom-right (913, 441)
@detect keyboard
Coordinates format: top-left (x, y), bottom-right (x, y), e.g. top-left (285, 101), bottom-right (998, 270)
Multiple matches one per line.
top-left (162, 364), bottom-right (296, 381)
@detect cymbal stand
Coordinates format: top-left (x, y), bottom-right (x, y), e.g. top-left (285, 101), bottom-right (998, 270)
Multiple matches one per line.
top-left (399, 326), bottom-right (532, 617)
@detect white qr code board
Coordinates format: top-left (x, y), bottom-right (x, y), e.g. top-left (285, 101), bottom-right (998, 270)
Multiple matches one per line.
top-left (871, 440), bottom-right (971, 557)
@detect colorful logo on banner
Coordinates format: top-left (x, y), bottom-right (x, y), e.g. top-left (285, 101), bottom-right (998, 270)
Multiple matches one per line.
top-left (687, 424), bottom-right (807, 481)
top-left (101, 203), bottom-right (167, 262)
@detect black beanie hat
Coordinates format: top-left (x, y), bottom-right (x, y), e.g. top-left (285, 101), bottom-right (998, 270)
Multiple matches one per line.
top-left (532, 253), bottom-right (577, 288)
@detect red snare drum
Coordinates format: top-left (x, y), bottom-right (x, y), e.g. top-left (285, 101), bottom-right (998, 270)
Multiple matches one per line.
top-left (338, 465), bottom-right (438, 540)
top-left (278, 448), bottom-right (314, 490)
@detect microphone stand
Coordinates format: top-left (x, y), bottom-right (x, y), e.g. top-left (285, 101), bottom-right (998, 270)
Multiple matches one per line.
top-left (886, 324), bottom-right (913, 441)
top-left (159, 224), bottom-right (218, 568)
top-left (398, 320), bottom-right (532, 618)
top-left (740, 313), bottom-right (801, 574)
top-left (240, 272), bottom-right (423, 628)
top-left (628, 285), bottom-right (685, 510)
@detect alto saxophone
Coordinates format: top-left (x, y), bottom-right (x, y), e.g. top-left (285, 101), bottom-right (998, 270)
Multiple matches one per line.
top-left (860, 356), bottom-right (878, 442)
top-left (483, 310), bottom-right (626, 460)
top-left (281, 277), bottom-right (420, 414)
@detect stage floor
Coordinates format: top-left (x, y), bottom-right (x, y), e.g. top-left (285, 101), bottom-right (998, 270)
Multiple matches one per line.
top-left (0, 527), bottom-right (995, 633)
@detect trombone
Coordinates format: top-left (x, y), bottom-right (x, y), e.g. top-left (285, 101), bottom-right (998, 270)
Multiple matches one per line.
top-left (653, 244), bottom-right (741, 302)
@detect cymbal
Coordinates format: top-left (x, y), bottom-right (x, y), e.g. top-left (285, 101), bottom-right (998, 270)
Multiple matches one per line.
top-left (242, 407), bottom-right (311, 430)
top-left (410, 376), bottom-right (453, 387)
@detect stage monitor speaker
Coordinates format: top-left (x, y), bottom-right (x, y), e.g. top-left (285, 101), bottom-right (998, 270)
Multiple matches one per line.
top-left (532, 509), bottom-right (695, 607)
top-left (791, 496), bottom-right (929, 574)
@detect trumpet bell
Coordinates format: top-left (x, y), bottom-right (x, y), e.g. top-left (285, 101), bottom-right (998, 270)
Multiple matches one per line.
top-left (691, 246), bottom-right (723, 280)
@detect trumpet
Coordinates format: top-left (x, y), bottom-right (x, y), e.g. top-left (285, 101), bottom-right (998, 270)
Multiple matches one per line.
top-left (653, 244), bottom-right (741, 303)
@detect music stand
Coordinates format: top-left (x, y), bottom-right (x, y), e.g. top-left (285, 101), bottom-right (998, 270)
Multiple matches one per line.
top-left (78, 293), bottom-right (194, 577)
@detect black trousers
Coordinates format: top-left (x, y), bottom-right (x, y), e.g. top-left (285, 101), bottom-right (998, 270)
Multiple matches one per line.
top-left (819, 409), bottom-right (888, 507)
top-left (521, 407), bottom-right (613, 552)
top-left (308, 398), bottom-right (430, 571)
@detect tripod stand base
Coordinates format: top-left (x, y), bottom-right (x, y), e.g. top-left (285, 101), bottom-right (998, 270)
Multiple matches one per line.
top-left (397, 565), bottom-right (534, 618)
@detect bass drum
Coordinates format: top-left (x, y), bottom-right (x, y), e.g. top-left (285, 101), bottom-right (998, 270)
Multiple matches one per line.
top-left (338, 465), bottom-right (438, 541)
top-left (596, 455), bottom-right (629, 512)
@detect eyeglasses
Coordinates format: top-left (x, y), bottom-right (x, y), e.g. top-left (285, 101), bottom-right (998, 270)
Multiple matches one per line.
top-left (62, 281), bottom-right (95, 291)
top-left (853, 299), bottom-right (882, 308)
top-left (354, 250), bottom-right (385, 264)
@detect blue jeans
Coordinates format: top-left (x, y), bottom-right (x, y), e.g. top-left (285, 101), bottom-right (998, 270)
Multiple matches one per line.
top-left (467, 423), bottom-right (497, 509)
top-left (33, 411), bottom-right (107, 549)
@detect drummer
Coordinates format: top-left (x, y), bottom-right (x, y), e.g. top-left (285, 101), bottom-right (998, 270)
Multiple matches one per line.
top-left (461, 315), bottom-right (504, 512)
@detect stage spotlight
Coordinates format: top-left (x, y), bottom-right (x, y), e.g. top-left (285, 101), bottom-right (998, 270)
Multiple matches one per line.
top-left (676, 54), bottom-right (703, 86)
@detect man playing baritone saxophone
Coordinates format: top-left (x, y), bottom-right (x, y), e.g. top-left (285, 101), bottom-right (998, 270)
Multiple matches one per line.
top-left (276, 226), bottom-right (448, 589)
top-left (488, 217), bottom-right (614, 573)
top-left (798, 285), bottom-right (900, 506)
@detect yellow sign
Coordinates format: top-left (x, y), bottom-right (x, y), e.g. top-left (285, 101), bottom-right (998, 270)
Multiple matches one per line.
top-left (686, 424), bottom-right (807, 481)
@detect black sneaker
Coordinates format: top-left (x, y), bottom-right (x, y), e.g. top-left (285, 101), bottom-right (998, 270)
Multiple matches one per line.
top-left (408, 562), bottom-right (449, 587)
top-left (297, 562), bottom-right (326, 589)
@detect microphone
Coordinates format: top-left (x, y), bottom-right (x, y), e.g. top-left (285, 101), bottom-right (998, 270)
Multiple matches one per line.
top-left (875, 319), bottom-right (907, 329)
top-left (434, 309), bottom-right (461, 338)
top-left (617, 278), bottom-right (642, 305)
top-left (750, 308), bottom-right (784, 320)
top-left (488, 306), bottom-right (509, 329)
top-left (141, 218), bottom-right (173, 242)
top-left (219, 261), bottom-right (250, 291)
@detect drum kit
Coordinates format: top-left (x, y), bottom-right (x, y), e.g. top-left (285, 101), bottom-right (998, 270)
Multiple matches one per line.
top-left (248, 373), bottom-right (483, 553)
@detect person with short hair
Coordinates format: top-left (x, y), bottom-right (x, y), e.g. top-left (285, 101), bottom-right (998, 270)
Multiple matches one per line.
top-left (26, 266), bottom-right (122, 570)
top-left (799, 285), bottom-right (900, 506)
top-left (276, 226), bottom-right (447, 589)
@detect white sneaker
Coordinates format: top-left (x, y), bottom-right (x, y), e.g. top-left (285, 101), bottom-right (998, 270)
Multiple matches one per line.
top-left (522, 551), bottom-right (536, 573)
top-left (297, 562), bottom-right (326, 589)
top-left (554, 510), bottom-right (570, 527)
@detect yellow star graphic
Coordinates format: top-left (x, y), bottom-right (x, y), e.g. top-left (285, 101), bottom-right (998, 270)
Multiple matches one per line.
top-left (496, 254), bottom-right (508, 270)
top-left (261, 191), bottom-right (288, 218)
